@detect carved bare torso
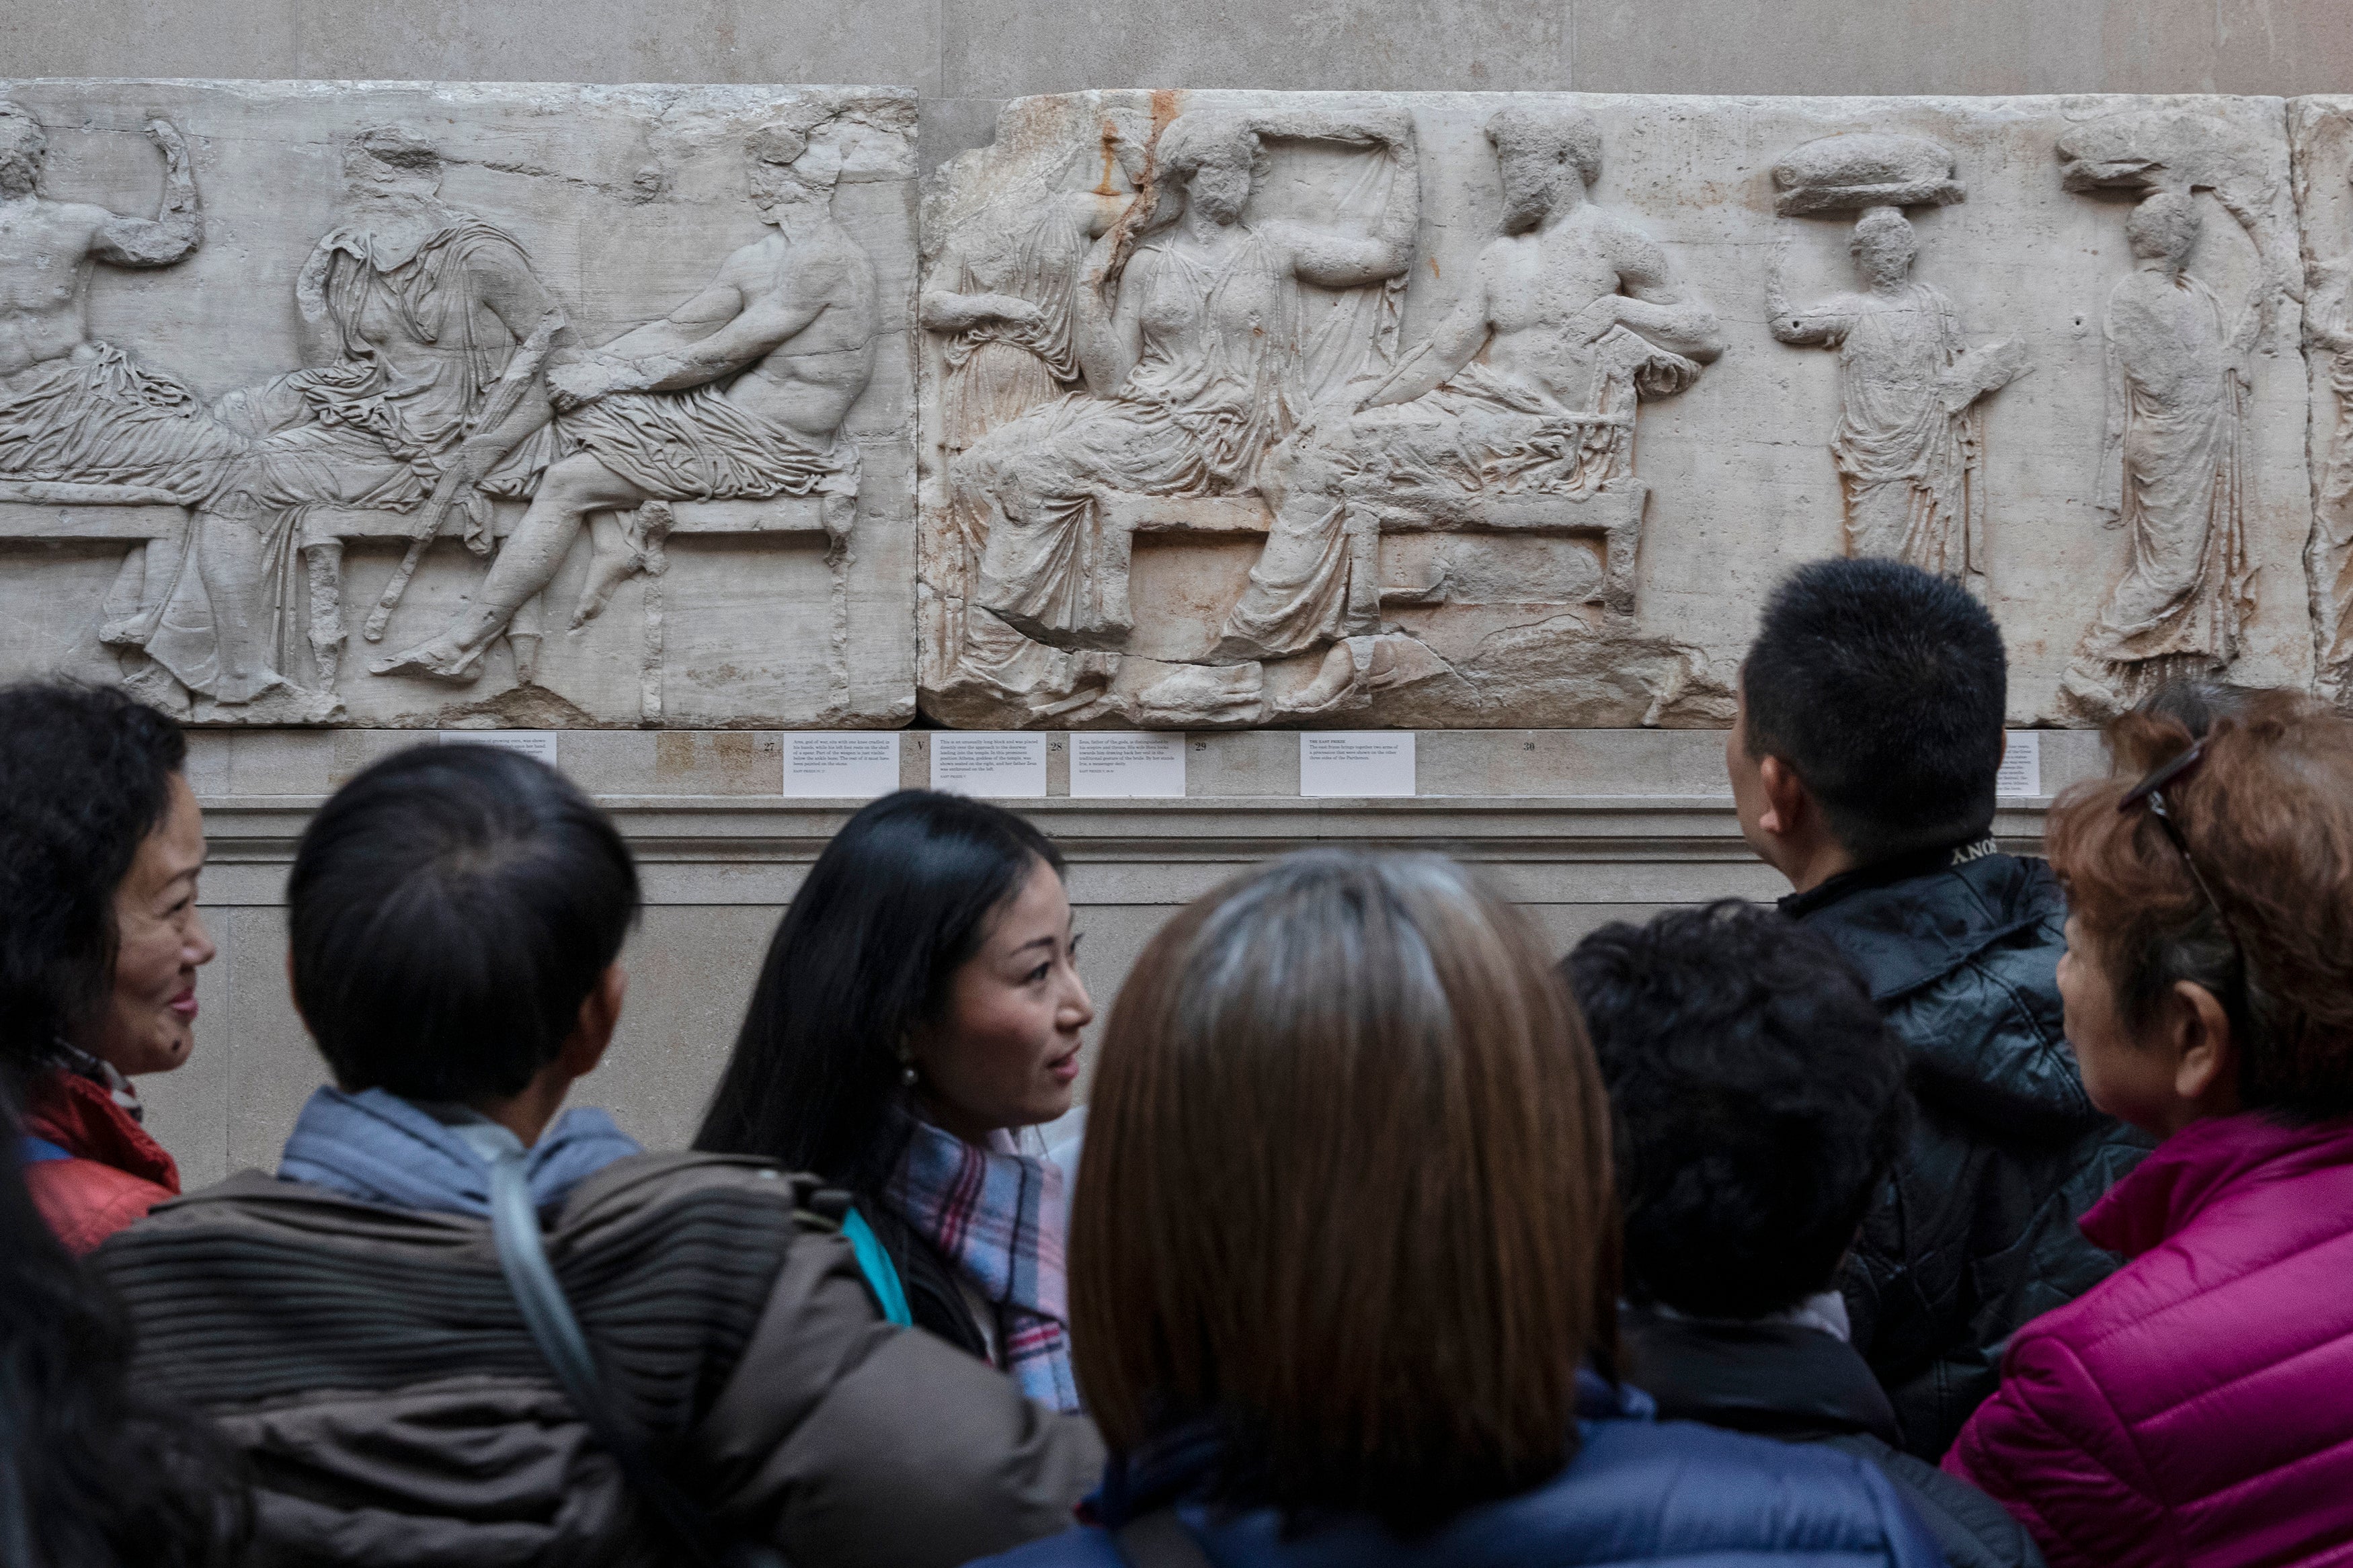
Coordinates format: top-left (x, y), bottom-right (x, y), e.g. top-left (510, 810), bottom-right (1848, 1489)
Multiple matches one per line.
top-left (689, 224), bottom-right (876, 438)
top-left (0, 198), bottom-right (113, 378)
top-left (1479, 205), bottom-right (1659, 410)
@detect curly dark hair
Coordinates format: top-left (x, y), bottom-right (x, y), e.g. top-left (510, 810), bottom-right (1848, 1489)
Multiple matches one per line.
top-left (1564, 901), bottom-right (1910, 1319)
top-left (1, 1128), bottom-right (247, 1567)
top-left (0, 681), bottom-right (187, 1083)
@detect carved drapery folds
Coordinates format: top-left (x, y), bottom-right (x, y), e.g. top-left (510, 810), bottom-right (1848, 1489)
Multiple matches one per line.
top-left (5, 86), bottom-right (2353, 727)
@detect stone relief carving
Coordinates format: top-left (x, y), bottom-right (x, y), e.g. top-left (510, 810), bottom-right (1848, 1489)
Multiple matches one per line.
top-left (920, 91), bottom-right (1728, 730)
top-left (1765, 134), bottom-right (2028, 583)
top-left (2292, 98), bottom-right (2353, 709)
top-left (2055, 107), bottom-right (2295, 716)
top-left (0, 82), bottom-right (917, 727)
top-left (376, 114), bottom-right (876, 708)
top-left (5, 87), bottom-right (2351, 730)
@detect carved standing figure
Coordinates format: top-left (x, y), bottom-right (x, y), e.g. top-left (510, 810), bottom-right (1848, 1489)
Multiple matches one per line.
top-left (922, 111), bottom-right (1150, 451)
top-left (948, 108), bottom-right (1420, 675)
top-left (2309, 176), bottom-right (2353, 702)
top-left (1767, 206), bottom-right (2026, 581)
top-left (1218, 104), bottom-right (1722, 696)
top-left (2061, 192), bottom-right (2256, 712)
top-left (376, 120), bottom-right (876, 682)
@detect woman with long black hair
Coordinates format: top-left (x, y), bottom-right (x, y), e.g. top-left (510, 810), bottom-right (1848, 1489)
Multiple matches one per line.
top-left (696, 789), bottom-right (1092, 1411)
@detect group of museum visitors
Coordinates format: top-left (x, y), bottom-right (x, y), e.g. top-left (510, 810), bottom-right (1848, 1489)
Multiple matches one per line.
top-left (3, 555), bottom-right (2350, 1568)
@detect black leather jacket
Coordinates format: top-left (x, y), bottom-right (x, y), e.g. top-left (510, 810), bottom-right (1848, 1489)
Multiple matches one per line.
top-left (1784, 839), bottom-right (2153, 1460)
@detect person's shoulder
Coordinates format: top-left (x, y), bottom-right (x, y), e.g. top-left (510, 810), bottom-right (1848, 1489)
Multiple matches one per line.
top-left (558, 1149), bottom-right (825, 1226)
top-left (25, 1156), bottom-right (174, 1255)
top-left (1823, 1434), bottom-right (2046, 1568)
top-left (1550, 1417), bottom-right (1934, 1559)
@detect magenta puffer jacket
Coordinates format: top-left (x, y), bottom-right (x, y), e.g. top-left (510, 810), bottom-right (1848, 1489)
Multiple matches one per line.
top-left (1944, 1110), bottom-right (2353, 1566)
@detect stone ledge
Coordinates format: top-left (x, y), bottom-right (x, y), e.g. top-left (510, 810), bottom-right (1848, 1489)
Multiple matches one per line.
top-left (192, 792), bottom-right (2059, 907)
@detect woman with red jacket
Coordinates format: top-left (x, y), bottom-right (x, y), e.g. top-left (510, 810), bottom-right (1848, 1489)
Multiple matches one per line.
top-left (1944, 690), bottom-right (2353, 1565)
top-left (1, 681), bottom-right (212, 1253)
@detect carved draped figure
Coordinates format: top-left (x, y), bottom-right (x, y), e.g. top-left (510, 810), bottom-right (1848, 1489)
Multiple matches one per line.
top-left (559, 386), bottom-right (860, 502)
top-left (955, 225), bottom-right (1309, 653)
top-left (226, 216), bottom-right (561, 522)
top-left (1815, 282), bottom-right (1983, 579)
top-left (0, 345), bottom-right (247, 501)
top-left (2321, 347), bottom-right (2353, 693)
top-left (937, 195), bottom-right (1092, 452)
top-left (1221, 330), bottom-right (1698, 659)
top-left (2074, 269), bottom-right (2251, 679)
top-left (129, 214), bottom-right (562, 700)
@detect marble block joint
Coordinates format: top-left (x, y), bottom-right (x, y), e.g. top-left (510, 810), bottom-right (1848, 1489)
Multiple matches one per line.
top-left (0, 84), bottom-right (2348, 728)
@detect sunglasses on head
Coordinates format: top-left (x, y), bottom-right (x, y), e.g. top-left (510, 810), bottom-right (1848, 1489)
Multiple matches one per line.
top-left (2118, 740), bottom-right (2247, 959)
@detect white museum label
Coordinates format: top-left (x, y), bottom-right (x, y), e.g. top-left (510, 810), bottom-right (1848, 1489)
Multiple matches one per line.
top-left (1997, 731), bottom-right (2043, 798)
top-left (932, 732), bottom-right (1049, 798)
top-left (1069, 732), bottom-right (1187, 798)
top-left (783, 732), bottom-right (902, 798)
top-left (1300, 732), bottom-right (1417, 798)
top-left (438, 730), bottom-right (559, 766)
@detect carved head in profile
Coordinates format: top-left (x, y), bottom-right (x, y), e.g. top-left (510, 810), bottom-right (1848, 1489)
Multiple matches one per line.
top-left (0, 103), bottom-right (48, 198)
top-left (2126, 190), bottom-right (2201, 265)
top-left (1487, 106), bottom-right (1601, 234)
top-left (1153, 113), bottom-right (1263, 226)
top-left (1849, 207), bottom-right (1919, 288)
top-left (1101, 109), bottom-right (1153, 187)
top-left (344, 124), bottom-right (444, 199)
top-left (747, 120), bottom-right (840, 219)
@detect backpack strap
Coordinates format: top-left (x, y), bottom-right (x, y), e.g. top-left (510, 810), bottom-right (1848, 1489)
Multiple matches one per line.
top-left (19, 1136), bottom-right (73, 1164)
top-left (840, 1204), bottom-right (915, 1327)
top-left (488, 1149), bottom-right (789, 1568)
top-left (1115, 1508), bottom-right (1218, 1568)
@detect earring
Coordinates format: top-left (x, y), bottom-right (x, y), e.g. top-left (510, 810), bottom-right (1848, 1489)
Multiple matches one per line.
top-left (898, 1036), bottom-right (918, 1089)
top-left (900, 1063), bottom-right (918, 1088)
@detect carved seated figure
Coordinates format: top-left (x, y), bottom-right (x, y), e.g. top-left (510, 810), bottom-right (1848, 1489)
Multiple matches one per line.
top-left (945, 107), bottom-right (1420, 716)
top-left (1209, 104), bottom-right (1722, 684)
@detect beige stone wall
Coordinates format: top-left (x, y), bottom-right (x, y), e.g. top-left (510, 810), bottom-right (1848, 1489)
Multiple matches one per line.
top-left (7, 0), bottom-right (2351, 172)
top-left (141, 726), bottom-right (2109, 1185)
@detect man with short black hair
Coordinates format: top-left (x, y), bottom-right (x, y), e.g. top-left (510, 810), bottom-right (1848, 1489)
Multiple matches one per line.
top-left (1568, 902), bottom-right (2042, 1568)
top-left (97, 744), bottom-right (1100, 1568)
top-left (1726, 557), bottom-right (2147, 1459)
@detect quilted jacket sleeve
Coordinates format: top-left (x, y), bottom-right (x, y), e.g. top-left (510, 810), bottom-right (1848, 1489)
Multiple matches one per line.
top-left (1943, 1330), bottom-right (2169, 1568)
top-left (697, 1225), bottom-right (1105, 1568)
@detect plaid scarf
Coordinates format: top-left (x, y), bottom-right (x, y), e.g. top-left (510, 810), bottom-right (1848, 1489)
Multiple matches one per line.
top-left (885, 1118), bottom-right (1080, 1411)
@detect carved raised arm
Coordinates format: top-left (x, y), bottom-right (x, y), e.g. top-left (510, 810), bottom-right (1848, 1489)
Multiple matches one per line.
top-left (1764, 238), bottom-right (1839, 347)
top-left (1283, 130), bottom-right (1422, 290)
top-left (91, 118), bottom-right (201, 267)
top-left (1246, 104), bottom-right (1417, 151)
top-left (920, 289), bottom-right (1045, 334)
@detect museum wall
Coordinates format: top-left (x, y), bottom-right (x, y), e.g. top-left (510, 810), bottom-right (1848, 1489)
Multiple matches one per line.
top-left (6, 1), bottom-right (2348, 1180)
top-left (7, 0), bottom-right (2353, 169)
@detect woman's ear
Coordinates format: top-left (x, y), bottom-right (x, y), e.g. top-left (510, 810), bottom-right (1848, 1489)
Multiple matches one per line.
top-left (2169, 980), bottom-right (2241, 1118)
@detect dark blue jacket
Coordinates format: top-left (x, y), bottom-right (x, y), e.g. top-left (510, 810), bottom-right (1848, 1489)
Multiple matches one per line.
top-left (966, 1383), bottom-right (1946, 1568)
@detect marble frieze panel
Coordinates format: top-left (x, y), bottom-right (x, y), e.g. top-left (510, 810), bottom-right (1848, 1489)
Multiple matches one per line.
top-left (916, 91), bottom-right (2326, 729)
top-left (0, 79), bottom-right (918, 727)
